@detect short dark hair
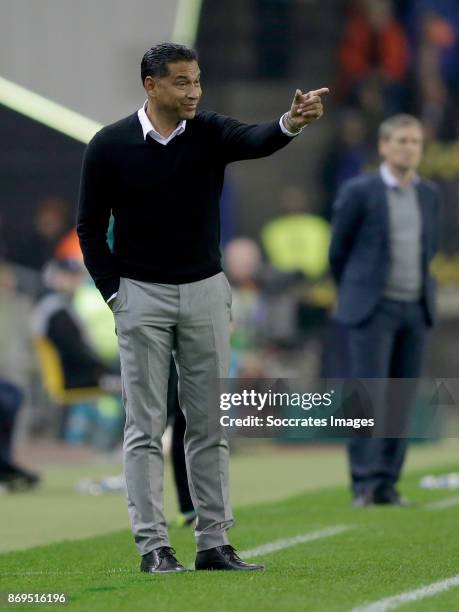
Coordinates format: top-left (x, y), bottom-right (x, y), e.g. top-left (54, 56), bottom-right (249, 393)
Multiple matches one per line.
top-left (141, 42), bottom-right (198, 84)
top-left (378, 114), bottom-right (423, 141)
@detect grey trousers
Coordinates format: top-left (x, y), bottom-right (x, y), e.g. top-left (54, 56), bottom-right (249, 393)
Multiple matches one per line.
top-left (112, 271), bottom-right (233, 555)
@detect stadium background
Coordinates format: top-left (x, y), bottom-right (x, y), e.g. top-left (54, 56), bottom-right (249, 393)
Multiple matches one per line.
top-left (0, 1), bottom-right (458, 610)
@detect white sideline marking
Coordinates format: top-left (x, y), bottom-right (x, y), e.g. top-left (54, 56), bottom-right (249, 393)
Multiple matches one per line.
top-left (424, 495), bottom-right (459, 510)
top-left (3, 494), bottom-right (458, 578)
top-left (2, 526), bottom-right (355, 576)
top-left (352, 575), bottom-right (459, 612)
top-left (185, 524), bottom-right (355, 569)
top-left (239, 525), bottom-right (354, 559)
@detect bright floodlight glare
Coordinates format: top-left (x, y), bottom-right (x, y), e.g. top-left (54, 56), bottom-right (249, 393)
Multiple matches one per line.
top-left (0, 1), bottom-right (202, 142)
top-left (172, 0), bottom-right (203, 47)
top-left (0, 75), bottom-right (102, 144)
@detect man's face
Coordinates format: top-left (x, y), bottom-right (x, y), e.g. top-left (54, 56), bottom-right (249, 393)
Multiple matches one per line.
top-left (379, 125), bottom-right (424, 172)
top-left (147, 60), bottom-right (202, 120)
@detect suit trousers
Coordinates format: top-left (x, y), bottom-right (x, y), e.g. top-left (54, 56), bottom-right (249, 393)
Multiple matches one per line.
top-left (346, 298), bottom-right (429, 494)
top-left (112, 271), bottom-right (233, 555)
top-left (0, 380), bottom-right (23, 468)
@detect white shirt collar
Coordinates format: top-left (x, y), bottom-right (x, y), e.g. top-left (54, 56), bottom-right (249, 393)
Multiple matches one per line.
top-left (380, 163), bottom-right (419, 188)
top-left (137, 101), bottom-right (186, 145)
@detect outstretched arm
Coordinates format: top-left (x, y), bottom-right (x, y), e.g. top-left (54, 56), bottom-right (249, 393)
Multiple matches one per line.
top-left (218, 86), bottom-right (330, 163)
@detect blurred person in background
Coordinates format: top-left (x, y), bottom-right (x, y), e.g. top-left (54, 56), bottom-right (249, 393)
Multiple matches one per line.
top-left (418, 0), bottom-right (459, 100)
top-left (416, 0), bottom-right (459, 142)
top-left (0, 217), bottom-right (41, 439)
top-left (225, 236), bottom-right (306, 361)
top-left (261, 186), bottom-right (330, 279)
top-left (77, 42), bottom-right (328, 573)
top-left (55, 232), bottom-right (125, 449)
top-left (260, 187), bottom-right (331, 354)
top-left (224, 237), bottom-right (264, 360)
top-left (0, 214), bottom-right (42, 300)
top-left (32, 258), bottom-right (119, 445)
top-left (329, 114), bottom-right (442, 507)
top-left (0, 379), bottom-right (40, 492)
top-left (32, 258), bottom-right (113, 390)
top-left (8, 196), bottom-right (69, 272)
top-left (338, 0), bottom-right (411, 116)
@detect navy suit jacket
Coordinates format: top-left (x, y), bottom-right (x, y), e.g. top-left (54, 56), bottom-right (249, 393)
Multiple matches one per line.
top-left (329, 172), bottom-right (441, 327)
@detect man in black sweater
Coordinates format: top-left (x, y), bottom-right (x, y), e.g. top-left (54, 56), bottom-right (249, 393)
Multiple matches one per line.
top-left (77, 42), bottom-right (328, 573)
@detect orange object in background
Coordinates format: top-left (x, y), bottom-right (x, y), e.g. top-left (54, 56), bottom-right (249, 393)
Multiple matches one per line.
top-left (55, 228), bottom-right (83, 261)
top-left (339, 13), bottom-right (410, 82)
top-left (338, 0), bottom-right (410, 86)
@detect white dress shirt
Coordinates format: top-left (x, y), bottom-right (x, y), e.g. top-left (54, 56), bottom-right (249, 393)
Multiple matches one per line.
top-left (380, 162), bottom-right (419, 188)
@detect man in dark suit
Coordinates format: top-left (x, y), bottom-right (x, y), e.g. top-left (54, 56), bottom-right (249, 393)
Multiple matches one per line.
top-left (329, 114), bottom-right (441, 506)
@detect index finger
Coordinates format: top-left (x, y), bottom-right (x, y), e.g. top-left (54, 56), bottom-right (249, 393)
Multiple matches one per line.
top-left (310, 87), bottom-right (330, 97)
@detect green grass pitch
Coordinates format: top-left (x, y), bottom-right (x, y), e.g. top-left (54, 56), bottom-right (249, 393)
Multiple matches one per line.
top-left (0, 461), bottom-right (458, 611)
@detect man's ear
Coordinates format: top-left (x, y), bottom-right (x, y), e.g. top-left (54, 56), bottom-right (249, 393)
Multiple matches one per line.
top-left (144, 76), bottom-right (157, 98)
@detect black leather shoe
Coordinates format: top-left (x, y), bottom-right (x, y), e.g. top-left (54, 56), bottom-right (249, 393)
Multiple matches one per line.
top-left (373, 487), bottom-right (412, 506)
top-left (352, 491), bottom-right (374, 507)
top-left (0, 464), bottom-right (41, 492)
top-left (195, 545), bottom-right (265, 571)
top-left (140, 547), bottom-right (187, 573)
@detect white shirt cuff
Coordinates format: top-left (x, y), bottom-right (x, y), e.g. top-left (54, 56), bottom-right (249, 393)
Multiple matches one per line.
top-left (106, 292), bottom-right (117, 304)
top-left (279, 113), bottom-right (303, 137)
